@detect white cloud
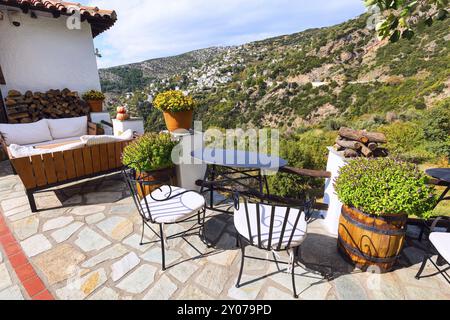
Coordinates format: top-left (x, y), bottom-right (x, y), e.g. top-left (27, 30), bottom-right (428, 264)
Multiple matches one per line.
top-left (90, 0), bottom-right (366, 68)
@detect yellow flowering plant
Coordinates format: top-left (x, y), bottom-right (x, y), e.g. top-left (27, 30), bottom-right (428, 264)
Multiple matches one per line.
top-left (153, 90), bottom-right (196, 113)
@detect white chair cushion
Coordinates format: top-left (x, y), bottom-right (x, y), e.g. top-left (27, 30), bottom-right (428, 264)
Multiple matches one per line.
top-left (140, 186), bottom-right (205, 224)
top-left (24, 137), bottom-right (82, 148)
top-left (234, 203), bottom-right (307, 250)
top-left (0, 119), bottom-right (52, 146)
top-left (430, 232), bottom-right (450, 263)
top-left (80, 129), bottom-right (134, 146)
top-left (47, 116), bottom-right (88, 140)
top-left (8, 141), bottom-right (86, 158)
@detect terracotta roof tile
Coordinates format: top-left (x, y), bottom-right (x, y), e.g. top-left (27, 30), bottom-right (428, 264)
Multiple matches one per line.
top-left (0, 0), bottom-right (117, 37)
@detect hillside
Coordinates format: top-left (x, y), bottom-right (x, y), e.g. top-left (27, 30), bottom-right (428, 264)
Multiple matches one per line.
top-left (100, 13), bottom-right (449, 176)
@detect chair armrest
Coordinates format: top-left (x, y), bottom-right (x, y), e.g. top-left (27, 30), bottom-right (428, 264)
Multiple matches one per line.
top-left (279, 166), bottom-right (332, 179)
top-left (431, 216), bottom-right (450, 232)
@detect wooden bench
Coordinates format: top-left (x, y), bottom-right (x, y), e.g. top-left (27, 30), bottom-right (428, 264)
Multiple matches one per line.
top-left (1, 122), bottom-right (132, 212)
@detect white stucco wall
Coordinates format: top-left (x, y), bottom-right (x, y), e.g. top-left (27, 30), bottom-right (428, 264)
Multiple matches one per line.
top-left (0, 10), bottom-right (101, 96)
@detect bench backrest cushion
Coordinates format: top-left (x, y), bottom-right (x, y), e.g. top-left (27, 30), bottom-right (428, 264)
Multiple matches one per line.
top-left (47, 116), bottom-right (88, 140)
top-left (0, 119), bottom-right (53, 146)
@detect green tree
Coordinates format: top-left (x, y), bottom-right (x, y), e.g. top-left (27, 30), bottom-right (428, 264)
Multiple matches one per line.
top-left (365, 0), bottom-right (448, 42)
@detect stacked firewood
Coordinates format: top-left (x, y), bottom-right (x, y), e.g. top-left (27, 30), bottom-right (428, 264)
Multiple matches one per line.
top-left (4, 89), bottom-right (90, 123)
top-left (334, 127), bottom-right (389, 158)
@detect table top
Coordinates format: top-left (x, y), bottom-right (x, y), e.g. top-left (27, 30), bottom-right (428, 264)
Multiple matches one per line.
top-left (191, 148), bottom-right (288, 170)
top-left (426, 168), bottom-right (450, 184)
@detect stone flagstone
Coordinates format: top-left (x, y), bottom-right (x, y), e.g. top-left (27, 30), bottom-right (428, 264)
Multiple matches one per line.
top-left (0, 285), bottom-right (24, 300)
top-left (1, 196), bottom-right (29, 213)
top-left (89, 287), bottom-right (120, 300)
top-left (75, 228), bottom-right (111, 252)
top-left (111, 252), bottom-right (141, 282)
top-left (86, 213), bottom-right (106, 225)
top-left (141, 247), bottom-right (182, 266)
top-left (263, 287), bottom-right (295, 300)
top-left (227, 274), bottom-right (265, 300)
top-left (178, 286), bottom-right (213, 300)
top-left (34, 244), bottom-right (86, 285)
top-left (196, 264), bottom-right (229, 295)
top-left (168, 262), bottom-right (199, 284)
top-left (11, 216), bottom-right (39, 241)
top-left (85, 192), bottom-right (123, 205)
top-left (7, 209), bottom-right (35, 222)
top-left (96, 216), bottom-right (133, 241)
top-left (0, 263), bottom-right (13, 291)
top-left (43, 217), bottom-right (74, 232)
top-left (117, 265), bottom-right (157, 294)
top-left (144, 275), bottom-right (178, 300)
top-left (334, 274), bottom-right (368, 300)
top-left (56, 268), bottom-right (107, 300)
top-left (123, 234), bottom-right (151, 252)
top-left (71, 205), bottom-right (106, 216)
top-left (20, 234), bottom-right (52, 258)
top-left (51, 222), bottom-right (84, 243)
top-left (83, 244), bottom-right (129, 269)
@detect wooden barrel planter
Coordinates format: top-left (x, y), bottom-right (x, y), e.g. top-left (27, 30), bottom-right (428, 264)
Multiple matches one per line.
top-left (136, 167), bottom-right (177, 199)
top-left (338, 205), bottom-right (408, 272)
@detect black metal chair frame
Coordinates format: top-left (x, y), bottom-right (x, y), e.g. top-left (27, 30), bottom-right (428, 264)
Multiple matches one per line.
top-left (123, 167), bottom-right (207, 271)
top-left (233, 192), bottom-right (315, 298)
top-left (200, 164), bottom-right (270, 213)
top-left (415, 216), bottom-right (450, 284)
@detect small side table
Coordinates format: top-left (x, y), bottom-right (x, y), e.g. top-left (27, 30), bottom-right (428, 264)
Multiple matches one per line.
top-left (112, 118), bottom-right (145, 137)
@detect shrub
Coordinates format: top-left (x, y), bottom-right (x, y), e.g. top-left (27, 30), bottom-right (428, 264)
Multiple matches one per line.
top-left (122, 133), bottom-right (177, 172)
top-left (82, 90), bottom-right (105, 101)
top-left (267, 130), bottom-right (335, 198)
top-left (334, 158), bottom-right (437, 218)
top-left (154, 90), bottom-right (196, 112)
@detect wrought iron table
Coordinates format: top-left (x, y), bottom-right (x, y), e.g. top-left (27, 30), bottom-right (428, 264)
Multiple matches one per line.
top-left (415, 168), bottom-right (450, 241)
top-left (191, 148), bottom-right (288, 213)
top-left (427, 168), bottom-right (450, 206)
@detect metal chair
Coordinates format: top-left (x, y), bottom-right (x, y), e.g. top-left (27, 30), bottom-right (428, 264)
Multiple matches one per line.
top-left (123, 167), bottom-right (206, 270)
top-left (233, 193), bottom-right (315, 298)
top-left (416, 216), bottom-right (450, 284)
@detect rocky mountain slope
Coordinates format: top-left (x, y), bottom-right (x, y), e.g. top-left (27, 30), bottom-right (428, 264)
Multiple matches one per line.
top-left (100, 13), bottom-right (449, 134)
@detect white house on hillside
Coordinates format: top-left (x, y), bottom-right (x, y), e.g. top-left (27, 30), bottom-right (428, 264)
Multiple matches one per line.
top-left (0, 0), bottom-right (116, 123)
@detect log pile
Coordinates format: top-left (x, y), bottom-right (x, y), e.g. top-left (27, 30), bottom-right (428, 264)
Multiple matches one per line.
top-left (4, 89), bottom-right (90, 124)
top-left (334, 127), bottom-right (389, 158)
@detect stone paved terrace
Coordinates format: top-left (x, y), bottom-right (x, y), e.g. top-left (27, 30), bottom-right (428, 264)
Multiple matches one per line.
top-left (0, 161), bottom-right (449, 300)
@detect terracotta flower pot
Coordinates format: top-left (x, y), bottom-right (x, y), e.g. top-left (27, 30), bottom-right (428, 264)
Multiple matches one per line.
top-left (163, 110), bottom-right (193, 132)
top-left (135, 167), bottom-right (177, 198)
top-left (87, 100), bottom-right (104, 112)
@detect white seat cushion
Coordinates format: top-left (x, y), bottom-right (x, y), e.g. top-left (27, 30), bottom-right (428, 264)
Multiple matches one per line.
top-left (430, 232), bottom-right (450, 263)
top-left (234, 203), bottom-right (307, 250)
top-left (0, 119), bottom-right (52, 146)
top-left (47, 116), bottom-right (88, 139)
top-left (140, 186), bottom-right (205, 224)
top-left (24, 137), bottom-right (82, 148)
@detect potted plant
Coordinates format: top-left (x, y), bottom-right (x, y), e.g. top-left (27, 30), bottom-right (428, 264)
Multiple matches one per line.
top-left (334, 158), bottom-right (437, 272)
top-left (153, 90), bottom-right (196, 132)
top-left (82, 90), bottom-right (106, 112)
top-left (122, 133), bottom-right (178, 197)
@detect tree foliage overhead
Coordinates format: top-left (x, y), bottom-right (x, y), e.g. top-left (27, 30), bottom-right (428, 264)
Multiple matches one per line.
top-left (364, 0), bottom-right (449, 42)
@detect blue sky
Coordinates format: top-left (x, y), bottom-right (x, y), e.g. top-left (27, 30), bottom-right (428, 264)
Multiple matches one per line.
top-left (90, 0), bottom-right (367, 68)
